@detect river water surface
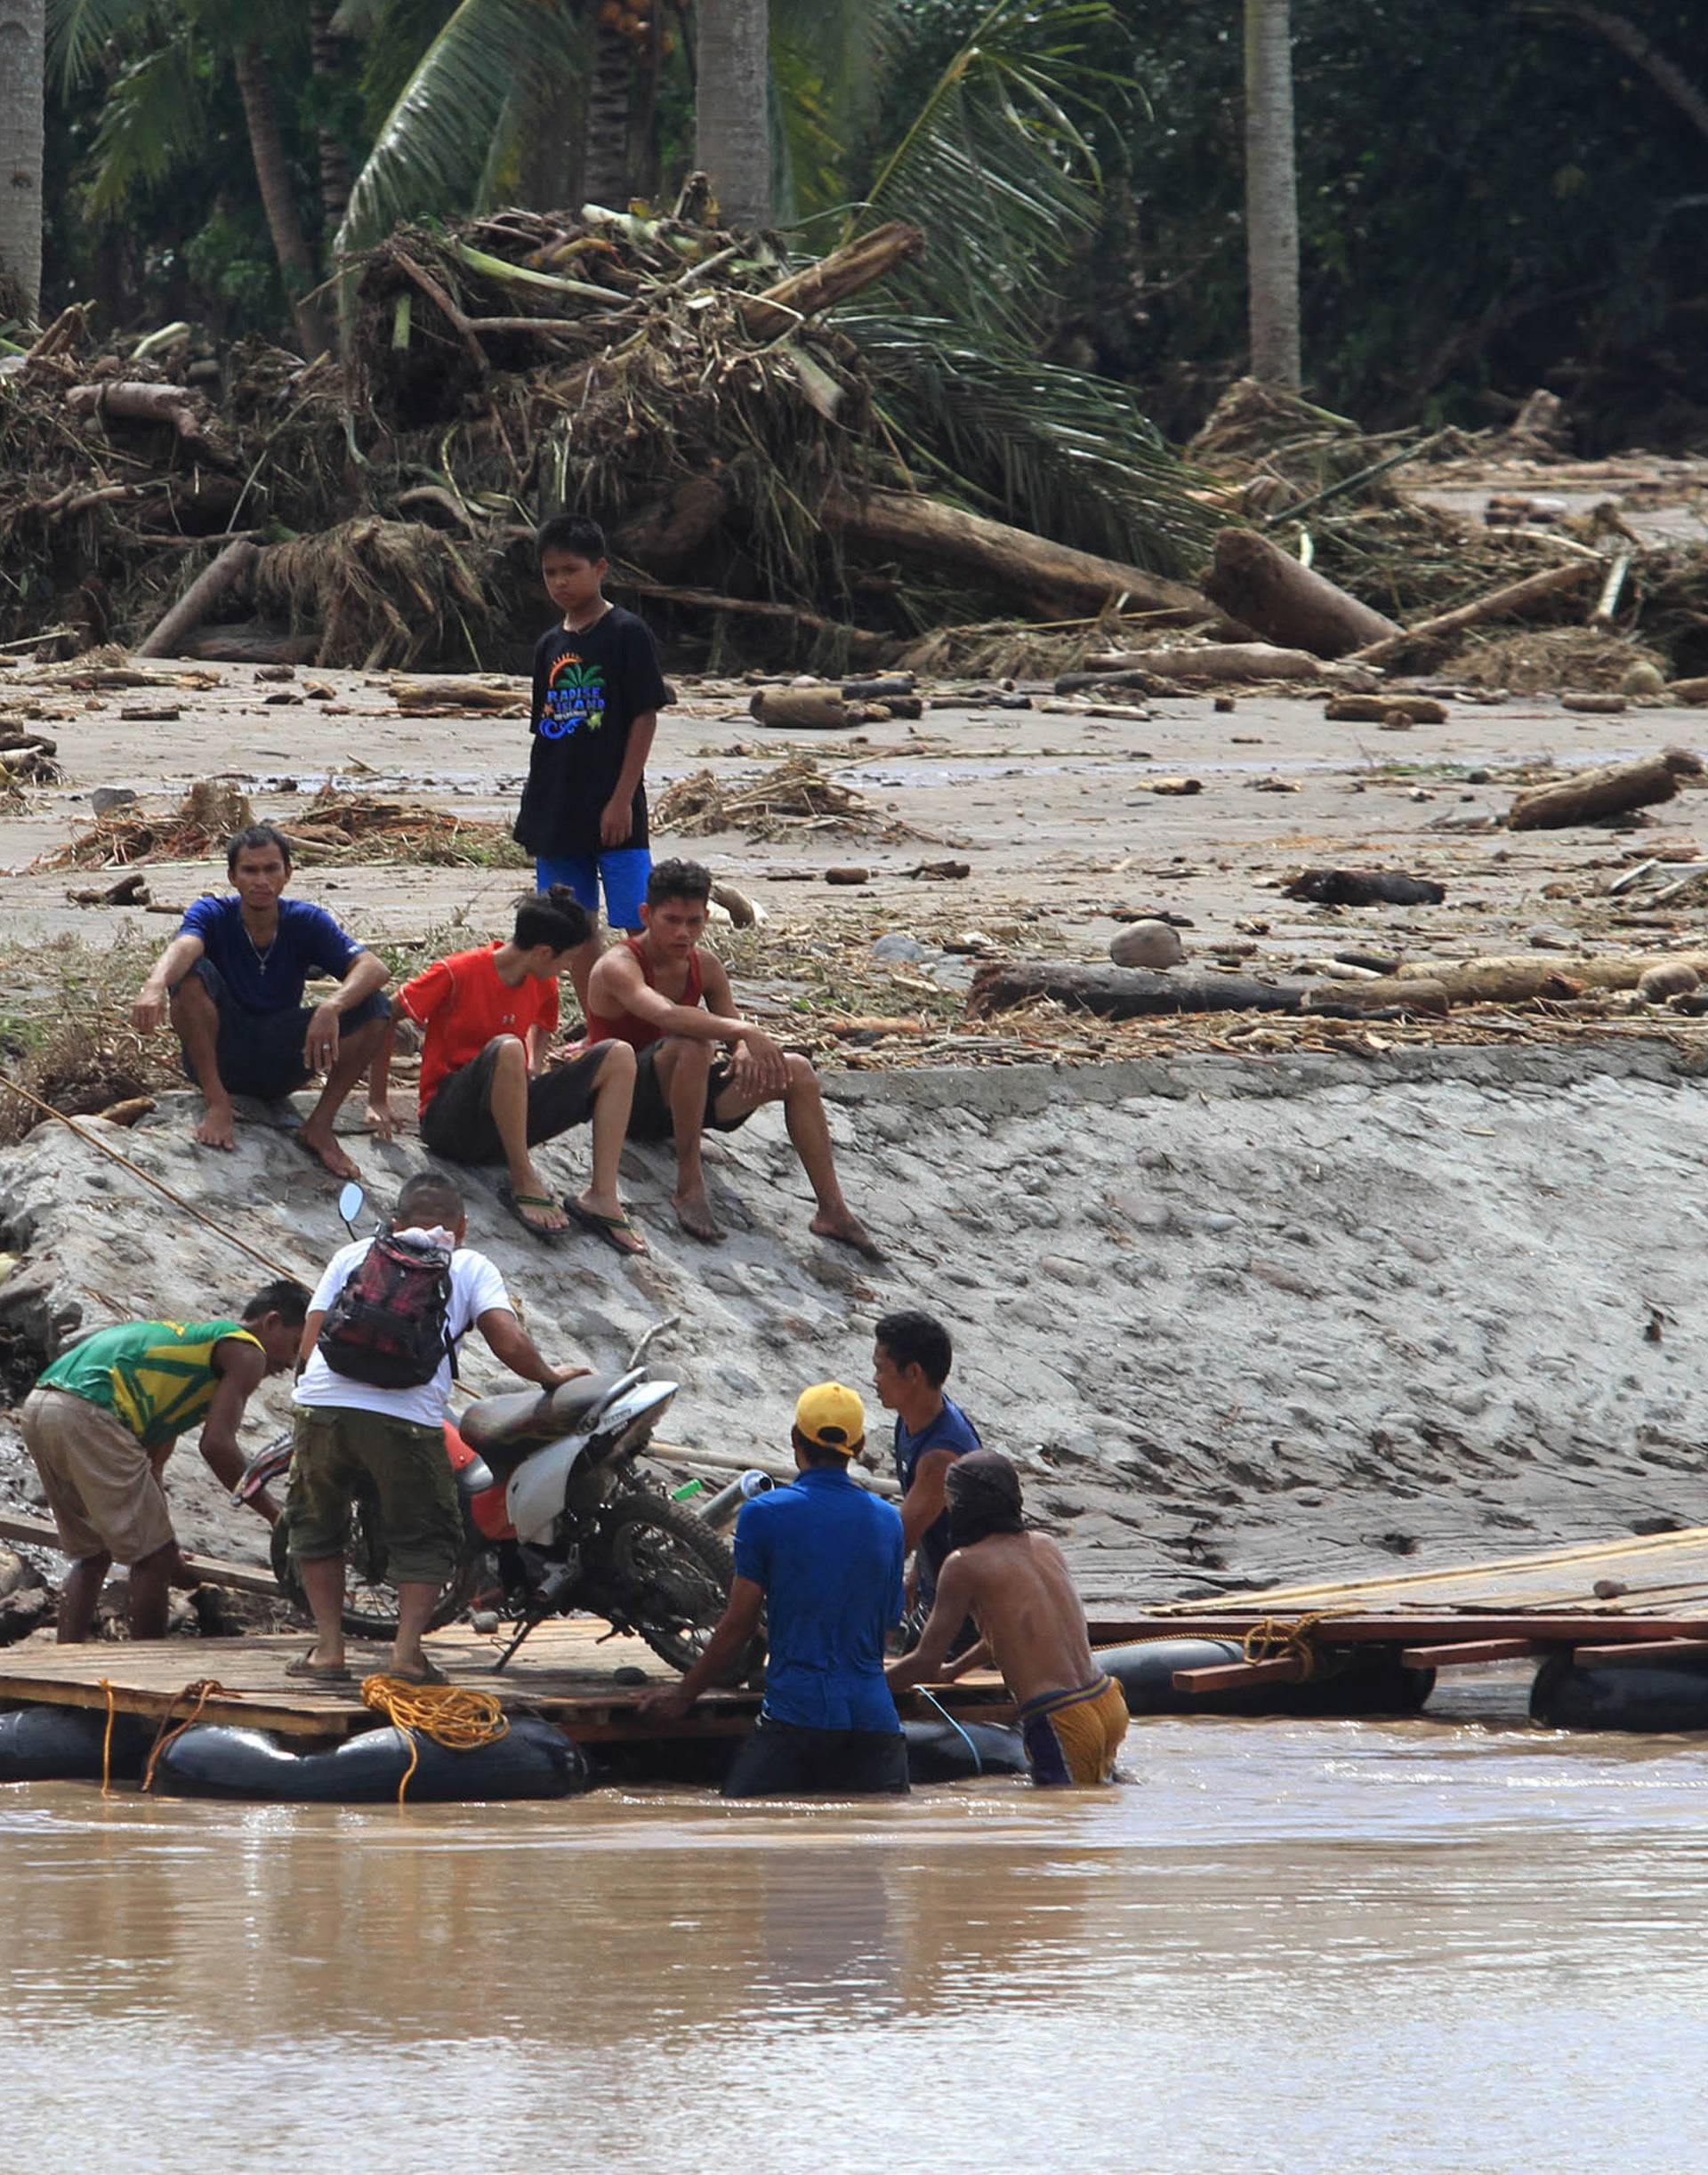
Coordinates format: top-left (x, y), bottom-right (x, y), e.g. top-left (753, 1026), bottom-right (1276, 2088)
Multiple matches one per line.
top-left (5, 1700), bottom-right (1708, 2173)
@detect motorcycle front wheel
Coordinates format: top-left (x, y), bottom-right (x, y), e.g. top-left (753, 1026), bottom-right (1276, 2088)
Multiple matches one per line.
top-left (597, 1492), bottom-right (761, 1676)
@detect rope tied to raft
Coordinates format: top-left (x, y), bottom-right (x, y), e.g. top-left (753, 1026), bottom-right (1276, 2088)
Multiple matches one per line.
top-left (915, 1685), bottom-right (984, 1776)
top-left (360, 1674), bottom-right (509, 1805)
top-left (141, 1679), bottom-right (246, 1792)
top-left (1241, 1614), bottom-right (1327, 1680)
top-left (100, 1679), bottom-right (116, 1797)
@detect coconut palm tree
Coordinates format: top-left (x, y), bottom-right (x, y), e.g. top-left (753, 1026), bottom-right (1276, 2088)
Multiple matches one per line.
top-left (0, 0), bottom-right (45, 325)
top-left (1243, 0), bottom-right (1301, 388)
top-left (696, 0), bottom-right (769, 227)
top-left (47, 0), bottom-right (333, 354)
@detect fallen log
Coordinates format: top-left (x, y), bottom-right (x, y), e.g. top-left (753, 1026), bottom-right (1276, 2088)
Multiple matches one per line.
top-left (742, 222), bottom-right (926, 342)
top-left (1201, 528), bottom-right (1400, 657)
top-left (389, 675), bottom-right (528, 713)
top-left (750, 688), bottom-right (849, 730)
top-left (66, 380), bottom-right (237, 470)
top-left (1349, 559), bottom-right (1599, 667)
top-left (184, 624), bottom-right (321, 665)
top-left (1396, 949), bottom-right (1708, 1004)
top-left (1068, 643), bottom-right (1363, 687)
top-left (820, 485), bottom-right (1210, 622)
top-left (1665, 677), bottom-right (1708, 706)
top-left (134, 538), bottom-right (259, 660)
top-left (970, 961), bottom-right (1300, 1019)
top-left (967, 958), bottom-right (1453, 1020)
top-left (1506, 745), bottom-right (1703, 831)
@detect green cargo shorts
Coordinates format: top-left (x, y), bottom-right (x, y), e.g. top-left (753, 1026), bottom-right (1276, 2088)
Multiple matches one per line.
top-left (286, 1404), bottom-right (463, 1586)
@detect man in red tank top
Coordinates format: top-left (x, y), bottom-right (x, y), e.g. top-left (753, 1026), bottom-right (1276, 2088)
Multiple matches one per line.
top-left (585, 859), bottom-right (881, 1256)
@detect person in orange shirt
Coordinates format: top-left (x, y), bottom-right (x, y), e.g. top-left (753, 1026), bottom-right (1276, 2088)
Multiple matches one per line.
top-left (367, 888), bottom-right (644, 1253)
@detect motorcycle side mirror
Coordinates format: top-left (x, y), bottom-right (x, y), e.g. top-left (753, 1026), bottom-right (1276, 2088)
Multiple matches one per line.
top-left (337, 1180), bottom-right (367, 1234)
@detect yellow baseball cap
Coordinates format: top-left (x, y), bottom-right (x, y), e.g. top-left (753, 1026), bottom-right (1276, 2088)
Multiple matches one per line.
top-left (794, 1381), bottom-right (866, 1456)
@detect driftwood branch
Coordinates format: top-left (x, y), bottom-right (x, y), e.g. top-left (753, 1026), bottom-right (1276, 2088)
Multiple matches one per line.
top-left (742, 222), bottom-right (925, 341)
top-left (1349, 559), bottom-right (1599, 666)
top-left (66, 380), bottom-right (238, 470)
top-left (1506, 745), bottom-right (1704, 831)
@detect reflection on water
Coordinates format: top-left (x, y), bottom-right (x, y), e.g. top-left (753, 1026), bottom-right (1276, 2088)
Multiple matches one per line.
top-left (6, 1707), bottom-right (1708, 2173)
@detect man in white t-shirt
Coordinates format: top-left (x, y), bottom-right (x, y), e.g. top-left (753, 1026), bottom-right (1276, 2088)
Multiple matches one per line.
top-left (286, 1170), bottom-right (577, 1684)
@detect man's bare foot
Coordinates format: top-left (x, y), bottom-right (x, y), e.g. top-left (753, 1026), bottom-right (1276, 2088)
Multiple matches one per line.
top-left (674, 1190), bottom-right (726, 1244)
top-left (294, 1124), bottom-right (362, 1180)
top-left (195, 1105), bottom-right (237, 1151)
top-left (811, 1209), bottom-right (884, 1261)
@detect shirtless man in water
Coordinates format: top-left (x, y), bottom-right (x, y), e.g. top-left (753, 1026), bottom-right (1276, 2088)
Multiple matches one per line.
top-left (887, 1449), bottom-right (1128, 1786)
top-left (584, 857), bottom-right (880, 1256)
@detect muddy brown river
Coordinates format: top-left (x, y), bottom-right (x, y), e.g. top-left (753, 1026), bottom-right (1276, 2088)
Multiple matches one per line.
top-left (4, 1697), bottom-right (1704, 2172)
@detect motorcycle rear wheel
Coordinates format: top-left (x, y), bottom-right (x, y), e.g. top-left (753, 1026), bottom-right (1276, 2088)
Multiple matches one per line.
top-left (270, 1515), bottom-right (477, 1639)
top-left (598, 1492), bottom-right (759, 1676)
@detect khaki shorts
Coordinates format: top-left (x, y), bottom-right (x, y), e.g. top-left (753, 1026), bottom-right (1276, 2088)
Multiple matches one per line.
top-left (286, 1404), bottom-right (462, 1586)
top-left (21, 1385), bottom-right (174, 1566)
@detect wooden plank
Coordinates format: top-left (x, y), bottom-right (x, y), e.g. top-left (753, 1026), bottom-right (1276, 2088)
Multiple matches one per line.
top-left (1568, 1637), bottom-right (1708, 1670)
top-left (1172, 1655), bottom-right (1309, 1693)
top-left (1092, 1614), bottom-right (1708, 1647)
top-left (0, 1511), bottom-right (278, 1598)
top-left (1398, 1639), bottom-right (1546, 1669)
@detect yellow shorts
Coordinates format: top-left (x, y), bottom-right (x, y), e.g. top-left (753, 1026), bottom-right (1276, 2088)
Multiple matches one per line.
top-left (21, 1385), bottom-right (174, 1565)
top-left (1019, 1672), bottom-right (1128, 1786)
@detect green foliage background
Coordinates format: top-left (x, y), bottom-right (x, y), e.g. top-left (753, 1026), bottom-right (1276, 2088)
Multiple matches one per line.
top-left (34, 0), bottom-right (1708, 449)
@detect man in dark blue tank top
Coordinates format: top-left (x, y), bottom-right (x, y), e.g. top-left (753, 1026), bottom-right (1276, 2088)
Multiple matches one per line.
top-left (874, 1310), bottom-right (981, 1648)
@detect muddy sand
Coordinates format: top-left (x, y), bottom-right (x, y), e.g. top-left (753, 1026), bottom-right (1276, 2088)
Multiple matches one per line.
top-left (1, 660), bottom-right (1706, 1603)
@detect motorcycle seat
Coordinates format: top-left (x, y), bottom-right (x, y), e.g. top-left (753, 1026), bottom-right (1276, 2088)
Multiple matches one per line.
top-left (458, 1371), bottom-right (623, 1454)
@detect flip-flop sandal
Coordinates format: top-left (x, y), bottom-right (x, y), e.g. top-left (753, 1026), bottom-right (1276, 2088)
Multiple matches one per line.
top-left (497, 1182), bottom-right (569, 1243)
top-left (389, 1658), bottom-right (450, 1687)
top-left (286, 1652), bottom-right (352, 1682)
top-left (564, 1199), bottom-right (649, 1257)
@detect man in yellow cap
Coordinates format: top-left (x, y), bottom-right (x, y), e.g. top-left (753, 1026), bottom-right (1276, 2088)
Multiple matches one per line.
top-left (640, 1382), bottom-right (909, 1796)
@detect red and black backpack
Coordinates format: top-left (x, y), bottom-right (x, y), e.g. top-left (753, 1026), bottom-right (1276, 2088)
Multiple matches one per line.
top-left (315, 1233), bottom-right (457, 1390)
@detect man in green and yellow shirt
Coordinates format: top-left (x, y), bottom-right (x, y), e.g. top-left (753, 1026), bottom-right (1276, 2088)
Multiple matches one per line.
top-left (21, 1280), bottom-right (310, 1640)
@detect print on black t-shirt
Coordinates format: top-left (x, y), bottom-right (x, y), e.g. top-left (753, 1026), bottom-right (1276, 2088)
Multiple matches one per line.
top-left (514, 605), bottom-right (672, 859)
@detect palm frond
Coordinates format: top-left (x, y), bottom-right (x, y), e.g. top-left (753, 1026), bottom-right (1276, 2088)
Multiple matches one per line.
top-left (335, 0), bottom-right (579, 256)
top-left (769, 0), bottom-right (903, 217)
top-left (849, 312), bottom-right (1215, 576)
top-left (45, 0), bottom-right (160, 91)
top-left (857, 0), bottom-right (1121, 341)
top-left (82, 36), bottom-right (205, 216)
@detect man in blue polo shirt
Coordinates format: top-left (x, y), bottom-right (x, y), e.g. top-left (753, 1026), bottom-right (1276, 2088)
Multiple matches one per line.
top-left (131, 822), bottom-right (391, 1179)
top-left (640, 1382), bottom-right (908, 1797)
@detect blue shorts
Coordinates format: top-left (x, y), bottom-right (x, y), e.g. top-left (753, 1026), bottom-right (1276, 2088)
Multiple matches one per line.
top-left (181, 959), bottom-right (389, 1101)
top-left (536, 849), bottom-right (651, 932)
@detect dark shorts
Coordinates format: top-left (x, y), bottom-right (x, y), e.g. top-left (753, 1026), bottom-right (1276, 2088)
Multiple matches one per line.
top-left (420, 1036), bottom-right (611, 1164)
top-left (628, 1042), bottom-right (753, 1144)
top-left (721, 1712), bottom-right (910, 1799)
top-left (181, 959), bottom-right (389, 1101)
top-left (286, 1404), bottom-right (462, 1586)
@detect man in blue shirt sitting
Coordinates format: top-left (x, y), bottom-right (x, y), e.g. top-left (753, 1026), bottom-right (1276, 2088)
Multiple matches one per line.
top-left (131, 822), bottom-right (391, 1179)
top-left (640, 1382), bottom-right (909, 1798)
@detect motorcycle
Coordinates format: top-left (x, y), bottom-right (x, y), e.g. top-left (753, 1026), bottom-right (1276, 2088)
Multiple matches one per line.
top-left (238, 1186), bottom-right (749, 1674)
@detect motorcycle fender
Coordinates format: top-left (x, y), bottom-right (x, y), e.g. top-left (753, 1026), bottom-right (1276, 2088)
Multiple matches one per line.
top-left (507, 1438), bottom-right (590, 1545)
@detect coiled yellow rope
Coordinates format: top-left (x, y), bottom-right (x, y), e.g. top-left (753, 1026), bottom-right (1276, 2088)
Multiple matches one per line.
top-left (1241, 1614), bottom-right (1326, 1680)
top-left (360, 1674), bottom-right (509, 1805)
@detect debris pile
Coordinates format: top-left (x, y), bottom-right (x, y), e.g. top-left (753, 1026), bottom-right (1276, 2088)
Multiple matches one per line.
top-left (654, 754), bottom-right (927, 843)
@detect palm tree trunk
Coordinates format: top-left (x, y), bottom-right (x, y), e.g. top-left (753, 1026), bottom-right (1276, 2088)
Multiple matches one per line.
top-left (309, 3), bottom-right (353, 235)
top-left (696, 0), bottom-right (770, 230)
top-left (584, 16), bottom-right (632, 209)
top-left (233, 37), bottom-right (333, 358)
top-left (0, 0), bottom-right (44, 325)
top-left (1243, 0), bottom-right (1301, 389)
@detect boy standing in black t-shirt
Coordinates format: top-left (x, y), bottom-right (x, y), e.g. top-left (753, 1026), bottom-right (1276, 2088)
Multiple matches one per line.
top-left (513, 514), bottom-right (672, 1016)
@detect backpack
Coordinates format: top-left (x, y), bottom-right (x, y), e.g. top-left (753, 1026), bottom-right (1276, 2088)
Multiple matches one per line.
top-left (315, 1233), bottom-right (458, 1390)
